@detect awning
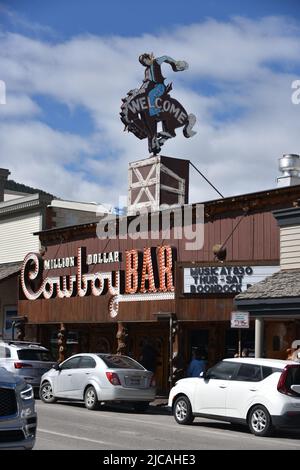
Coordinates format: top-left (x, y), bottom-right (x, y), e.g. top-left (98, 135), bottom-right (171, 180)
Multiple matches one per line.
top-left (235, 269), bottom-right (300, 316)
top-left (0, 261), bottom-right (22, 282)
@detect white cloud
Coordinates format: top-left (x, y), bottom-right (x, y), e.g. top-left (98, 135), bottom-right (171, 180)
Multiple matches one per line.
top-left (0, 93), bottom-right (40, 117)
top-left (0, 16), bottom-right (299, 206)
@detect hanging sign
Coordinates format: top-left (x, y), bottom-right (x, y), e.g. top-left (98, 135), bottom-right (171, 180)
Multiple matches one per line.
top-left (231, 311), bottom-right (249, 329)
top-left (120, 53), bottom-right (196, 155)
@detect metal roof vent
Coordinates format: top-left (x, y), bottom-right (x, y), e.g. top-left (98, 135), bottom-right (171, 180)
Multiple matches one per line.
top-left (277, 154), bottom-right (300, 187)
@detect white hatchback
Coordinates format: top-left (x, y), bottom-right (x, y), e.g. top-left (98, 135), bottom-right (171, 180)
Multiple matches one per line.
top-left (168, 358), bottom-right (300, 436)
top-left (40, 353), bottom-right (156, 412)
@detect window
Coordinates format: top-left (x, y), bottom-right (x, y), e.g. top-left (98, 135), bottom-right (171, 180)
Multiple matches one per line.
top-left (207, 361), bottom-right (238, 380)
top-left (0, 345), bottom-right (10, 358)
top-left (79, 356), bottom-right (96, 369)
top-left (235, 364), bottom-right (262, 382)
top-left (60, 356), bottom-right (81, 370)
top-left (272, 336), bottom-right (280, 352)
top-left (224, 328), bottom-right (255, 358)
top-left (286, 366), bottom-right (300, 387)
top-left (3, 306), bottom-right (17, 339)
top-left (262, 366), bottom-right (281, 379)
top-left (98, 354), bottom-right (144, 370)
top-left (17, 349), bottom-right (54, 362)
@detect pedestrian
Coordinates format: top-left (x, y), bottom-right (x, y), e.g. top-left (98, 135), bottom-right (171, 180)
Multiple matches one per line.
top-left (291, 345), bottom-right (300, 362)
top-left (241, 348), bottom-right (249, 357)
top-left (140, 340), bottom-right (157, 373)
top-left (234, 347), bottom-right (249, 358)
top-left (172, 353), bottom-right (186, 382)
top-left (286, 348), bottom-right (294, 360)
top-left (186, 349), bottom-right (206, 377)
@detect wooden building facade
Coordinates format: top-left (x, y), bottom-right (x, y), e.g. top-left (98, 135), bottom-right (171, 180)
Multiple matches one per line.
top-left (18, 185), bottom-right (300, 394)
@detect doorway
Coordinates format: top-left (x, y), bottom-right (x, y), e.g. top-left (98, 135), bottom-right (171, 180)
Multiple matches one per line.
top-left (188, 329), bottom-right (209, 360)
top-left (129, 324), bottom-right (169, 395)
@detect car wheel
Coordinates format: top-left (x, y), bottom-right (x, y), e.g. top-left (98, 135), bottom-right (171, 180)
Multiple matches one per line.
top-left (84, 386), bottom-right (99, 410)
top-left (173, 395), bottom-right (194, 425)
top-left (248, 405), bottom-right (273, 437)
top-left (40, 381), bottom-right (56, 404)
top-left (133, 401), bottom-right (149, 412)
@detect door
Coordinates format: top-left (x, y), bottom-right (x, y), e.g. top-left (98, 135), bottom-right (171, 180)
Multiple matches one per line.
top-left (195, 361), bottom-right (238, 416)
top-left (226, 363), bottom-right (262, 419)
top-left (130, 326), bottom-right (168, 395)
top-left (71, 356), bottom-right (97, 399)
top-left (54, 356), bottom-right (81, 397)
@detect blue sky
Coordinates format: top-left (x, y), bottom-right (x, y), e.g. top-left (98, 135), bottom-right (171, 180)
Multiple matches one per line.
top-left (0, 1), bottom-right (300, 205)
top-left (4, 0), bottom-right (300, 38)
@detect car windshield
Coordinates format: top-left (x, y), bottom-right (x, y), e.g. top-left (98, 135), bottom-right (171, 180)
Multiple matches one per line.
top-left (17, 349), bottom-right (54, 362)
top-left (98, 354), bottom-right (144, 370)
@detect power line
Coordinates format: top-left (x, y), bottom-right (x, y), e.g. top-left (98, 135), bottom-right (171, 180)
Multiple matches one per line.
top-left (189, 161), bottom-right (224, 199)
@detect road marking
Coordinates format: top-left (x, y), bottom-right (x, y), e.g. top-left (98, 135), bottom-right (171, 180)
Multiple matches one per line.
top-left (37, 403), bottom-right (300, 448)
top-left (38, 428), bottom-right (125, 448)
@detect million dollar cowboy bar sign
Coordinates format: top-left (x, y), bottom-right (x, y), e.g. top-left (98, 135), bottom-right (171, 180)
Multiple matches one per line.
top-left (21, 245), bottom-right (175, 318)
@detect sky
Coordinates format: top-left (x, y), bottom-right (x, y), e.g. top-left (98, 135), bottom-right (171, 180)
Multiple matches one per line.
top-left (0, 0), bottom-right (300, 207)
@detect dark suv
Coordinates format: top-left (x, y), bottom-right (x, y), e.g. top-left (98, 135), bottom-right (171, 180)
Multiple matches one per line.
top-left (0, 367), bottom-right (37, 449)
top-left (0, 341), bottom-right (55, 395)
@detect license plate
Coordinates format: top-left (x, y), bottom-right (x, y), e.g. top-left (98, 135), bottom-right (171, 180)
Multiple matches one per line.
top-left (125, 376), bottom-right (141, 386)
top-left (130, 377), bottom-right (140, 385)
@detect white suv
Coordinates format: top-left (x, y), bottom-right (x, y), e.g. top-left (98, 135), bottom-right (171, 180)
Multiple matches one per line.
top-left (168, 358), bottom-right (300, 436)
top-left (0, 341), bottom-right (55, 396)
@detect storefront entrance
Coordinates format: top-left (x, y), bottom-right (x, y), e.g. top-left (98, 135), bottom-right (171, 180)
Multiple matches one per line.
top-left (129, 324), bottom-right (169, 395)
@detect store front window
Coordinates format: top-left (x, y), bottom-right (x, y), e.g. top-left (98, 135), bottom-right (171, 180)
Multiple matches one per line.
top-left (50, 330), bottom-right (79, 358)
top-left (225, 328), bottom-right (255, 358)
top-left (3, 306), bottom-right (17, 339)
top-left (189, 329), bottom-right (209, 360)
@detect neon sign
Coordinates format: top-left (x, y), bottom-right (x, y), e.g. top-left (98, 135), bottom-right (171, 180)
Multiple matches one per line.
top-left (21, 246), bottom-right (175, 317)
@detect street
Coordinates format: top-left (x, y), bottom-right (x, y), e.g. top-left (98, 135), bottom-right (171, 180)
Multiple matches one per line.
top-left (35, 400), bottom-right (300, 450)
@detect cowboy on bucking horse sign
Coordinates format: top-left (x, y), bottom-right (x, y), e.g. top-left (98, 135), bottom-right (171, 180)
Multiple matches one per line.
top-left (120, 53), bottom-right (197, 154)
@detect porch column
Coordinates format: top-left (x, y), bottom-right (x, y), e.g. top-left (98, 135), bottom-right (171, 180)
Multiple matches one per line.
top-left (255, 317), bottom-right (264, 358)
top-left (116, 322), bottom-right (128, 355)
top-left (171, 317), bottom-right (184, 387)
top-left (57, 323), bottom-right (67, 363)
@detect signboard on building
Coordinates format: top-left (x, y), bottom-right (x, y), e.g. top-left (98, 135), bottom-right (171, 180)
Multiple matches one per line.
top-left (183, 265), bottom-right (279, 294)
top-left (231, 311), bottom-right (249, 329)
top-left (21, 245), bottom-right (175, 319)
top-left (120, 53), bottom-right (196, 155)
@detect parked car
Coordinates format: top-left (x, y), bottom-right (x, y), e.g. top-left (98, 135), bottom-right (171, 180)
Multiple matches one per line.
top-left (168, 358), bottom-right (300, 436)
top-left (0, 367), bottom-right (37, 449)
top-left (40, 353), bottom-right (156, 411)
top-left (0, 341), bottom-right (56, 395)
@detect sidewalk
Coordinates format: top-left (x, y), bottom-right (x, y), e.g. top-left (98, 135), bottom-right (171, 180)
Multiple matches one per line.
top-left (150, 396), bottom-right (168, 407)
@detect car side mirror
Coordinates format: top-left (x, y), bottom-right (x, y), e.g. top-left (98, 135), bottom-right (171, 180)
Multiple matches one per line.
top-left (53, 363), bottom-right (61, 371)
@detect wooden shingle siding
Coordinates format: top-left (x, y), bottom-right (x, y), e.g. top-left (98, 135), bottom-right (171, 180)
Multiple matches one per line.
top-left (280, 225), bottom-right (300, 269)
top-left (0, 212), bottom-right (41, 263)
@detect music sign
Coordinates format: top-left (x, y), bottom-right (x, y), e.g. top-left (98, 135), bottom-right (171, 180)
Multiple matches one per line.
top-left (183, 265), bottom-right (279, 294)
top-left (231, 311), bottom-right (249, 329)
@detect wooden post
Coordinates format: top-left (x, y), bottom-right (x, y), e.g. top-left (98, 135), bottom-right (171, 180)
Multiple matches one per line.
top-left (116, 322), bottom-right (128, 355)
top-left (57, 323), bottom-right (67, 363)
top-left (171, 316), bottom-right (184, 387)
top-left (238, 328), bottom-right (242, 357)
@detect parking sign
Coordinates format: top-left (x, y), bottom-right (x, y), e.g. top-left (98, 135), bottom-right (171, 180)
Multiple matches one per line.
top-left (231, 311), bottom-right (249, 329)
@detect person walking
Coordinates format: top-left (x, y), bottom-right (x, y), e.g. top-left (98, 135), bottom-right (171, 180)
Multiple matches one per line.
top-left (234, 347), bottom-right (249, 358)
top-left (291, 345), bottom-right (300, 362)
top-left (186, 349), bottom-right (206, 377)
